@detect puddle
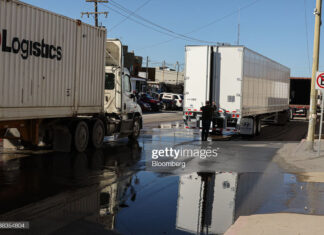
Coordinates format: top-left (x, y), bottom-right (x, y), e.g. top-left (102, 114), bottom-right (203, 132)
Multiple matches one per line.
top-left (1, 133), bottom-right (324, 234)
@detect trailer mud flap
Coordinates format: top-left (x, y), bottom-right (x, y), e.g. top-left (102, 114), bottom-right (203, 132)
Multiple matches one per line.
top-left (240, 118), bottom-right (254, 135)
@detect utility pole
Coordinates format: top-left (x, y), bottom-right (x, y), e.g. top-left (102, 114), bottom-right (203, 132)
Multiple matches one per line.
top-left (94, 1), bottom-right (99, 27)
top-left (146, 56), bottom-right (149, 80)
top-left (81, 0), bottom-right (108, 27)
top-left (307, 0), bottom-right (322, 145)
top-left (237, 7), bottom-right (240, 45)
top-left (176, 61), bottom-right (179, 85)
top-left (162, 60), bottom-right (166, 83)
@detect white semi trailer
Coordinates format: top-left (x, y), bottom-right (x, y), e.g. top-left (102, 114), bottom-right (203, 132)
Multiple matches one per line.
top-left (176, 172), bottom-right (282, 234)
top-left (0, 0), bottom-right (142, 152)
top-left (183, 45), bottom-right (290, 135)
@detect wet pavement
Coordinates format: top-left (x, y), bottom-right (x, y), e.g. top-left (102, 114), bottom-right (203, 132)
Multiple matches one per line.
top-left (0, 123), bottom-right (324, 235)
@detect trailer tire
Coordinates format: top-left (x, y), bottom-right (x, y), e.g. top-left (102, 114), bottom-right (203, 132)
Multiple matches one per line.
top-left (128, 117), bottom-right (140, 140)
top-left (253, 118), bottom-right (257, 136)
top-left (73, 121), bottom-right (89, 152)
top-left (89, 119), bottom-right (105, 149)
top-left (256, 118), bottom-right (261, 135)
top-left (289, 109), bottom-right (293, 120)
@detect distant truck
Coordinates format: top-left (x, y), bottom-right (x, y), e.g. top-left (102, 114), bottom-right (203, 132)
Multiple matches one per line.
top-left (0, 0), bottom-right (142, 152)
top-left (183, 45), bottom-right (290, 136)
top-left (289, 77), bottom-right (310, 119)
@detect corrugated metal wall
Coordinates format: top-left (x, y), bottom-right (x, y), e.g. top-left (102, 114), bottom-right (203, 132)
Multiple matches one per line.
top-left (242, 48), bottom-right (290, 116)
top-left (0, 0), bottom-right (106, 120)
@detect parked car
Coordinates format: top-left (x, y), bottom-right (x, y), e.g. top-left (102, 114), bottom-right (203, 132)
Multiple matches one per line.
top-left (160, 93), bottom-right (183, 110)
top-left (151, 92), bottom-right (162, 101)
top-left (161, 99), bottom-right (177, 110)
top-left (140, 94), bottom-right (162, 112)
top-left (137, 99), bottom-right (151, 112)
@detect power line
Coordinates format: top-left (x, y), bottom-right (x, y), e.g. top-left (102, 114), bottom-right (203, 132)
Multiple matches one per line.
top-left (136, 0), bottom-right (262, 51)
top-left (103, 0), bottom-right (217, 44)
top-left (110, 0), bottom-right (153, 31)
top-left (187, 0), bottom-right (262, 35)
top-left (104, 5), bottom-right (204, 43)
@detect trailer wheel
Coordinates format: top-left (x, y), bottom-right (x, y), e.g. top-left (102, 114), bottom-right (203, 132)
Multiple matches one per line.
top-left (288, 109), bottom-right (293, 120)
top-left (90, 119), bottom-right (105, 149)
top-left (253, 118), bottom-right (257, 136)
top-left (73, 121), bottom-right (89, 152)
top-left (129, 117), bottom-right (140, 140)
top-left (256, 118), bottom-right (261, 135)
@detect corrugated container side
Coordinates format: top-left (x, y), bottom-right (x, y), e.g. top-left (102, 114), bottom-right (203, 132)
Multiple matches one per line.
top-left (241, 48), bottom-right (290, 116)
top-left (0, 0), bottom-right (106, 121)
top-left (77, 24), bottom-right (105, 109)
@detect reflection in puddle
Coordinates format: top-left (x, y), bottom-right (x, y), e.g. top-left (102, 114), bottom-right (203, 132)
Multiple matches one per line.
top-left (1, 136), bottom-right (324, 234)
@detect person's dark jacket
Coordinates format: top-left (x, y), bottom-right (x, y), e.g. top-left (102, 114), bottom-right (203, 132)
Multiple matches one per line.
top-left (201, 105), bottom-right (215, 121)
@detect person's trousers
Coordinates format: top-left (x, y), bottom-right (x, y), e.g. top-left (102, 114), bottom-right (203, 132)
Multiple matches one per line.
top-left (201, 120), bottom-right (211, 141)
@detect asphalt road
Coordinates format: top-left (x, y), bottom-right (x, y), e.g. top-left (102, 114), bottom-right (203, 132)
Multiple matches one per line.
top-left (142, 111), bottom-right (183, 128)
top-left (1, 115), bottom-right (323, 235)
top-left (143, 111), bottom-right (309, 142)
top-left (250, 119), bottom-right (308, 141)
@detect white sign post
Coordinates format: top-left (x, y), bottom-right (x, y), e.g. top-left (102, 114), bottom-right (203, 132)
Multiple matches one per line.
top-left (315, 72), bottom-right (324, 156)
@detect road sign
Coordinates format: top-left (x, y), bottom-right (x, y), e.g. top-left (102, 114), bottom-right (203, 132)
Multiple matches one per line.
top-left (316, 72), bottom-right (324, 90)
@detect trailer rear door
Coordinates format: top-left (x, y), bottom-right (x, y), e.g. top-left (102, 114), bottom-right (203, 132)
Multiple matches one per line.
top-left (184, 46), bottom-right (211, 111)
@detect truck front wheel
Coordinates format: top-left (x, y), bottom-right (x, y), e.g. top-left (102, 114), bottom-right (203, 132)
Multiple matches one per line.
top-left (73, 121), bottom-right (89, 152)
top-left (90, 119), bottom-right (105, 149)
top-left (129, 117), bottom-right (140, 140)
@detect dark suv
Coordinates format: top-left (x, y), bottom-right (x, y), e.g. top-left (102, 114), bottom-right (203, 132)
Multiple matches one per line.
top-left (140, 94), bottom-right (162, 112)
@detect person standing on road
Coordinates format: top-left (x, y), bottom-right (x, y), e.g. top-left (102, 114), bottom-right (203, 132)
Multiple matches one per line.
top-left (200, 101), bottom-right (215, 141)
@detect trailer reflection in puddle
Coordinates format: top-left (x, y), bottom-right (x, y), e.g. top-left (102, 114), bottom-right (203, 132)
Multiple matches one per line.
top-left (2, 141), bottom-right (324, 235)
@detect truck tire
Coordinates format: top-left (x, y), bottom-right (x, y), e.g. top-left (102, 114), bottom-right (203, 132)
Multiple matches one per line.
top-left (73, 121), bottom-right (89, 152)
top-left (253, 118), bottom-right (257, 136)
top-left (89, 119), bottom-right (105, 149)
top-left (256, 118), bottom-right (261, 135)
top-left (128, 117), bottom-right (140, 140)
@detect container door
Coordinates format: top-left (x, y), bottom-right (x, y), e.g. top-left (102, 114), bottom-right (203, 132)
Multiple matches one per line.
top-left (184, 46), bottom-right (211, 110)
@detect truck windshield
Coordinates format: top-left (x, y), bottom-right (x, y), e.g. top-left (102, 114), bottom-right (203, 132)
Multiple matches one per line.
top-left (105, 73), bottom-right (115, 90)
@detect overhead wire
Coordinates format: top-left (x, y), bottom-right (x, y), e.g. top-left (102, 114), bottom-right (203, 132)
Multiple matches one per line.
top-left (136, 0), bottom-right (263, 51)
top-left (109, 0), bottom-right (153, 31)
top-left (102, 0), bottom-right (218, 44)
top-left (103, 5), bottom-right (202, 43)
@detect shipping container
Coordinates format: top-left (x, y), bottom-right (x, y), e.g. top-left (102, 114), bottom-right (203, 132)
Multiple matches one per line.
top-left (0, 0), bottom-right (106, 121)
top-left (183, 45), bottom-right (290, 135)
top-left (0, 0), bottom-right (143, 152)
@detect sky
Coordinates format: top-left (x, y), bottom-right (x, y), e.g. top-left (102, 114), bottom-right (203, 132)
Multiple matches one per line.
top-left (22, 0), bottom-right (323, 77)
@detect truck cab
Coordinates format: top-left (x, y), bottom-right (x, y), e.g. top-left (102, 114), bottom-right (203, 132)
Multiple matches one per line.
top-left (104, 39), bottom-right (142, 138)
